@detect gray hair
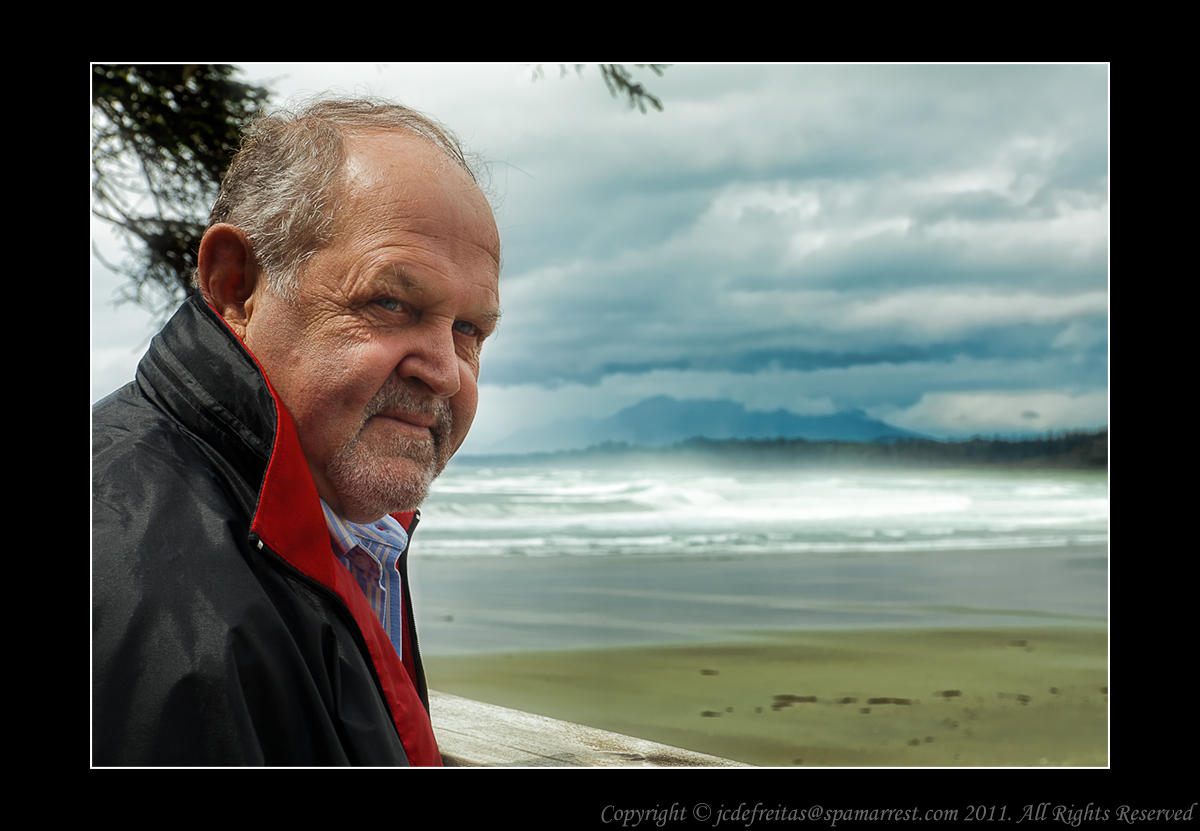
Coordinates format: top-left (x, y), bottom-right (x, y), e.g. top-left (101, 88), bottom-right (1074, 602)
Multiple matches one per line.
top-left (203, 96), bottom-right (481, 298)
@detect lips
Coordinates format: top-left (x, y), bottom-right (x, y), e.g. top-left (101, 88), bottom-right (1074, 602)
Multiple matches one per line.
top-left (370, 412), bottom-right (438, 446)
top-left (363, 379), bottom-right (453, 447)
top-left (379, 411), bottom-right (436, 429)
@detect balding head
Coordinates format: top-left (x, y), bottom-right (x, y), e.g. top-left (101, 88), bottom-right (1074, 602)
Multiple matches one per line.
top-left (201, 97), bottom-right (485, 300)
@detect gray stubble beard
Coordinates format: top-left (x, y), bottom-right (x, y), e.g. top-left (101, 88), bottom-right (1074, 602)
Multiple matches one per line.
top-left (325, 379), bottom-right (454, 521)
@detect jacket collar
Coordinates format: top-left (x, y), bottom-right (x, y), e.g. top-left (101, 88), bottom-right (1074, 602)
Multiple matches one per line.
top-left (135, 295), bottom-right (441, 765)
top-left (136, 295), bottom-right (277, 508)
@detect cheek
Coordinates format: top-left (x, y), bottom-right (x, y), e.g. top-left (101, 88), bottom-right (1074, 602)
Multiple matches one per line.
top-left (275, 344), bottom-right (386, 451)
top-left (449, 368), bottom-right (479, 437)
top-left (282, 377), bottom-right (356, 464)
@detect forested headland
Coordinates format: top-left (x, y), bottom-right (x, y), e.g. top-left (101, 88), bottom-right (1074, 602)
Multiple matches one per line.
top-left (464, 430), bottom-right (1108, 471)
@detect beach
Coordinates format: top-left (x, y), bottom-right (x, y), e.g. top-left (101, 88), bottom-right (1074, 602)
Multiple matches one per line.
top-left (411, 463), bottom-right (1108, 767)
top-left (424, 625), bottom-right (1108, 767)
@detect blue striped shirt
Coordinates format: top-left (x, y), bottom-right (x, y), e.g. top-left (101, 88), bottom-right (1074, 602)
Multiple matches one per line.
top-left (320, 501), bottom-right (410, 661)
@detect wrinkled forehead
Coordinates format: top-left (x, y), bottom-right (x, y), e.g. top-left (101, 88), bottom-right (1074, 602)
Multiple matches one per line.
top-left (335, 130), bottom-right (499, 258)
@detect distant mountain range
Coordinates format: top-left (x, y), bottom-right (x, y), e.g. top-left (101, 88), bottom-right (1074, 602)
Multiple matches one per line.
top-left (488, 395), bottom-right (928, 454)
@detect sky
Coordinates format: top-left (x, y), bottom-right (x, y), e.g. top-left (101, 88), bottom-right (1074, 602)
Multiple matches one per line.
top-left (90, 63), bottom-right (1109, 454)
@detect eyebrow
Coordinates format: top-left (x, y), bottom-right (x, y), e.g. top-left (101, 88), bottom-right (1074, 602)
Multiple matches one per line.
top-left (382, 265), bottom-right (502, 328)
top-left (475, 309), bottom-right (503, 331)
top-left (381, 266), bottom-right (424, 294)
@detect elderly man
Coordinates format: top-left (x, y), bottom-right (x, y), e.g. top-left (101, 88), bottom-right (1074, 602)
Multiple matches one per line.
top-left (92, 98), bottom-right (501, 766)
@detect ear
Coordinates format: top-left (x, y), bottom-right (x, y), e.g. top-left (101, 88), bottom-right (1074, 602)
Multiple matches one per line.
top-left (196, 224), bottom-right (261, 338)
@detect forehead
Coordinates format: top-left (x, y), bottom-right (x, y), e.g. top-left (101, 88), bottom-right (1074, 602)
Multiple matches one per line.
top-left (334, 131), bottom-right (500, 262)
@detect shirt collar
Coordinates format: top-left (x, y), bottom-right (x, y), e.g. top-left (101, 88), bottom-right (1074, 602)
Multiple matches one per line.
top-left (320, 500), bottom-right (410, 557)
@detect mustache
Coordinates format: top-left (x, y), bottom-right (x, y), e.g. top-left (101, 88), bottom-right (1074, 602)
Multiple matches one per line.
top-left (364, 379), bottom-right (453, 444)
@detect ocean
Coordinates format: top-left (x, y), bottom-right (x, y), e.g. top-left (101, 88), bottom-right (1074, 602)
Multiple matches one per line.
top-left (408, 458), bottom-right (1108, 655)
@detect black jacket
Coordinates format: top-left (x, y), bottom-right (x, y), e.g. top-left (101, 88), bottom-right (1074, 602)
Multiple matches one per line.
top-left (92, 296), bottom-right (440, 766)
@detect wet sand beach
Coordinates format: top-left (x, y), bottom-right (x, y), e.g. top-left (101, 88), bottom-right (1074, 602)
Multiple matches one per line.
top-left (424, 625), bottom-right (1108, 767)
top-left (413, 467), bottom-right (1107, 766)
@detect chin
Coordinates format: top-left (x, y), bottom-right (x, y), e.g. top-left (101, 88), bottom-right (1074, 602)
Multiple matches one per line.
top-left (327, 454), bottom-right (444, 523)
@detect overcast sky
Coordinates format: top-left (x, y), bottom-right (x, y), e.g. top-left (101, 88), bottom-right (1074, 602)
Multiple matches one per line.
top-left (90, 63), bottom-right (1109, 453)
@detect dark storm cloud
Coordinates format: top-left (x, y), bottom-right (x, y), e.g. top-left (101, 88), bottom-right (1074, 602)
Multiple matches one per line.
top-left (94, 63), bottom-right (1107, 439)
top-left (476, 64), bottom-right (1108, 435)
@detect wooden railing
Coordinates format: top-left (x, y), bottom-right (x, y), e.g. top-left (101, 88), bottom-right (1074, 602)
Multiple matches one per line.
top-left (429, 690), bottom-right (750, 767)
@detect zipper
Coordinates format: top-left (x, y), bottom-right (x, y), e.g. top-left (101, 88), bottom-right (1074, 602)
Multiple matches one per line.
top-left (247, 528), bottom-right (416, 752)
top-left (399, 510), bottom-right (429, 710)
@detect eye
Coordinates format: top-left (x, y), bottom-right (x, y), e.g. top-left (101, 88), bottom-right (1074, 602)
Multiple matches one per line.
top-left (374, 297), bottom-right (404, 312)
top-left (453, 319), bottom-right (480, 338)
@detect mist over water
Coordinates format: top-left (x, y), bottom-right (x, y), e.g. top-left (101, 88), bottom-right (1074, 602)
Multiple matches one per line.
top-left (420, 462), bottom-right (1108, 559)
top-left (410, 459), bottom-right (1108, 654)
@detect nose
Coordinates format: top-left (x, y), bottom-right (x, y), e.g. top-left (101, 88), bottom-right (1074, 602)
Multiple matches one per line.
top-left (397, 322), bottom-right (461, 398)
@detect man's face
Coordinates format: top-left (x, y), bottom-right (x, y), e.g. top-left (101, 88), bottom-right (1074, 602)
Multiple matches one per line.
top-left (239, 132), bottom-right (501, 522)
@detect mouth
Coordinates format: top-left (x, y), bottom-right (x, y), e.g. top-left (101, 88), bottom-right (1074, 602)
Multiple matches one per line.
top-left (362, 380), bottom-right (452, 449)
top-left (372, 411), bottom-right (436, 439)
top-left (379, 410), bottom-right (435, 428)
